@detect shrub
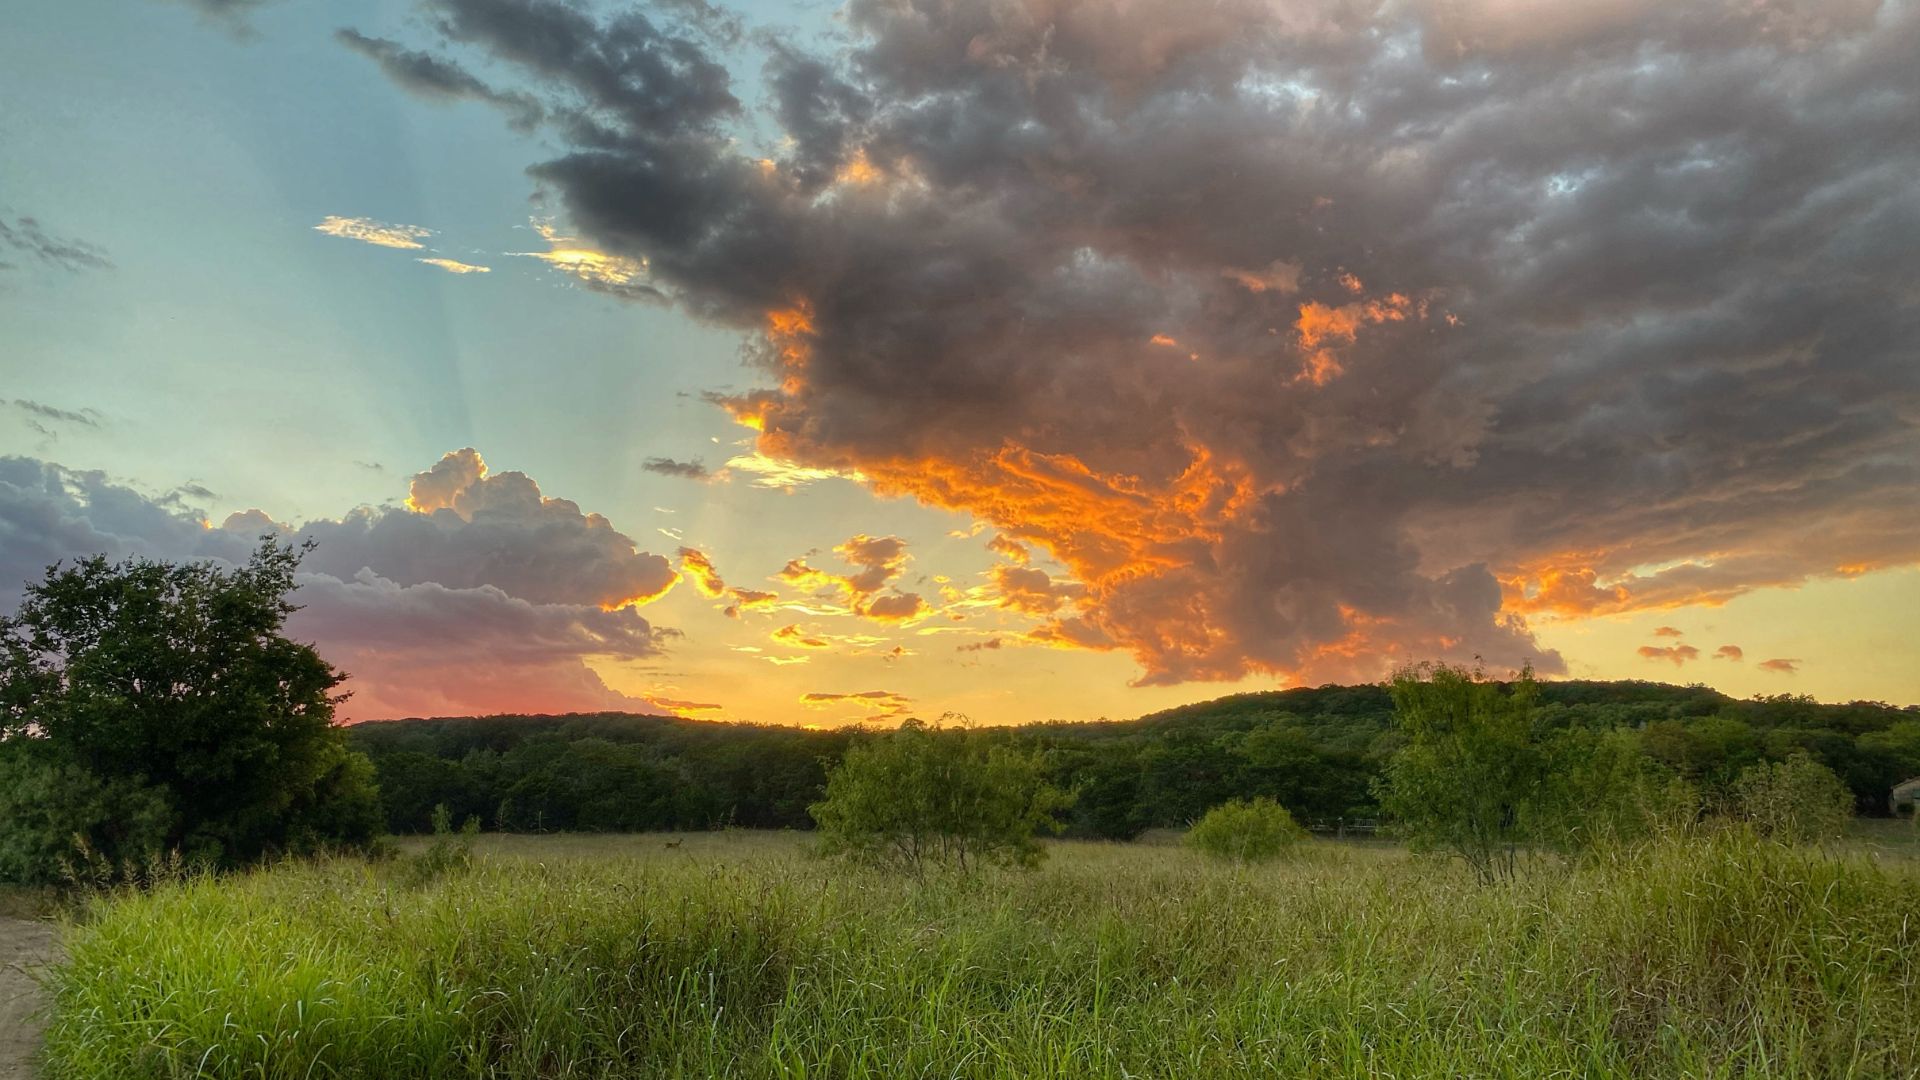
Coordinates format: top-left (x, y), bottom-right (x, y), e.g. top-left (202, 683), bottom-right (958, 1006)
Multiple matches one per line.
top-left (1375, 663), bottom-right (1556, 882)
top-left (1732, 752), bottom-right (1854, 843)
top-left (1185, 798), bottom-right (1306, 863)
top-left (403, 804), bottom-right (480, 887)
top-left (810, 720), bottom-right (1072, 876)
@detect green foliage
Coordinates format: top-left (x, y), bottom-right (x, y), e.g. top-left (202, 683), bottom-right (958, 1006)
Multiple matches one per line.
top-left (1544, 726), bottom-right (1700, 850)
top-left (1733, 752), bottom-right (1855, 843)
top-left (1375, 663), bottom-right (1559, 882)
top-left (1185, 797), bottom-right (1306, 863)
top-left (0, 538), bottom-right (382, 883)
top-left (0, 740), bottom-right (172, 885)
top-left (810, 720), bottom-right (1072, 875)
top-left (351, 713), bottom-right (846, 833)
top-left (403, 803), bottom-right (480, 887)
top-left (41, 832), bottom-right (1920, 1078)
top-left (345, 679), bottom-right (1920, 842)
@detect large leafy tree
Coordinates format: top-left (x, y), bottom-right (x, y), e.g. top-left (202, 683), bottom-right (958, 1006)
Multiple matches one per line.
top-left (0, 538), bottom-right (381, 882)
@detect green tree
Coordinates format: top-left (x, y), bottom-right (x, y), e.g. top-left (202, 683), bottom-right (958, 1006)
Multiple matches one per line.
top-left (1374, 663), bottom-right (1557, 883)
top-left (1186, 797), bottom-right (1307, 863)
top-left (1542, 726), bottom-right (1698, 850)
top-left (0, 538), bottom-right (381, 882)
top-left (1732, 752), bottom-right (1854, 844)
top-left (810, 720), bottom-right (1071, 876)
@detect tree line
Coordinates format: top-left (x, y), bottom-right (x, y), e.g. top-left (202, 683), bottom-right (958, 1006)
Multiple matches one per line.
top-left (348, 677), bottom-right (1920, 840)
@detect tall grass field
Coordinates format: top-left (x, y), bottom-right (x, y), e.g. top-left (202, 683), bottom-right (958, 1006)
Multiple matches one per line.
top-left (42, 831), bottom-right (1920, 1078)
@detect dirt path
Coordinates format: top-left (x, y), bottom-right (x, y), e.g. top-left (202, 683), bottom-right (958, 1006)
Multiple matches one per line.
top-left (0, 919), bottom-right (58, 1080)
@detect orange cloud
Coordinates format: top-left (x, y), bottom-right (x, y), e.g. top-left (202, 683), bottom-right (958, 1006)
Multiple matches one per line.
top-left (773, 624), bottom-right (833, 649)
top-left (1499, 558), bottom-right (1633, 616)
top-left (1223, 260), bottom-right (1302, 294)
top-left (1759, 658), bottom-right (1801, 674)
top-left (1637, 644), bottom-right (1700, 666)
top-left (678, 547), bottom-right (728, 598)
top-left (643, 695), bottom-right (725, 715)
top-left (1292, 292), bottom-right (1416, 385)
top-left (416, 257), bottom-right (490, 274)
top-left (515, 219), bottom-right (649, 295)
top-left (1714, 644), bottom-right (1744, 661)
top-left (986, 533), bottom-right (1030, 563)
top-left (800, 689), bottom-right (913, 720)
top-left (776, 534), bottom-right (928, 623)
top-left (314, 215), bottom-right (431, 250)
top-left (1653, 625), bottom-right (1684, 637)
top-left (722, 588), bottom-right (779, 617)
top-left (991, 564), bottom-right (1082, 616)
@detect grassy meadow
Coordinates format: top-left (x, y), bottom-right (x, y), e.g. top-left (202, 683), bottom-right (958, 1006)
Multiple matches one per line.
top-left (40, 829), bottom-right (1920, 1079)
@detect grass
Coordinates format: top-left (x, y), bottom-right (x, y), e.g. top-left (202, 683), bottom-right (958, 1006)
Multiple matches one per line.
top-left (41, 830), bottom-right (1920, 1079)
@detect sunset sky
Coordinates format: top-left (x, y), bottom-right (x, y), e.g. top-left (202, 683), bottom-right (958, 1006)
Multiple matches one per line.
top-left (3, 0), bottom-right (1916, 725)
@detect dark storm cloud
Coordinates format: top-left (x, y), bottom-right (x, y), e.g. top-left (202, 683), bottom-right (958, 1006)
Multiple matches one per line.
top-left (0, 453), bottom-right (674, 720)
top-left (157, 0), bottom-right (276, 38)
top-left (334, 29), bottom-right (544, 131)
top-left (642, 456), bottom-right (711, 480)
top-left (6, 400), bottom-right (103, 441)
top-left (372, 0), bottom-right (1920, 687)
top-left (0, 217), bottom-right (111, 274)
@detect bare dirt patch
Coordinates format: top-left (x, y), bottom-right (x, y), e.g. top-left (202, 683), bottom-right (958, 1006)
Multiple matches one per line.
top-left (0, 918), bottom-right (58, 1080)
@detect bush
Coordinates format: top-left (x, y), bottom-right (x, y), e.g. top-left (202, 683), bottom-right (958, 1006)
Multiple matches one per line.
top-left (1375, 663), bottom-right (1555, 882)
top-left (810, 720), bottom-right (1071, 876)
top-left (403, 804), bottom-right (480, 887)
top-left (1732, 752), bottom-right (1854, 843)
top-left (1185, 798), bottom-right (1307, 863)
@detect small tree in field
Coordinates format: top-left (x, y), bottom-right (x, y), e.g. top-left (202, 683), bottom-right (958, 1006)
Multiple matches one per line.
top-left (810, 719), bottom-right (1071, 877)
top-left (1375, 662), bottom-right (1557, 883)
top-left (1186, 798), bottom-right (1307, 864)
top-left (0, 538), bottom-right (382, 884)
top-left (1732, 753), bottom-right (1853, 844)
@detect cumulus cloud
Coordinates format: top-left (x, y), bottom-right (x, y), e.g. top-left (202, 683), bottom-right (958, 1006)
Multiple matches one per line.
top-left (1714, 644), bottom-right (1745, 661)
top-left (0, 216), bottom-right (111, 273)
top-left (0, 451), bottom-right (677, 721)
top-left (354, 0), bottom-right (1920, 688)
top-left (1653, 626), bottom-right (1685, 638)
top-left (297, 448), bottom-right (679, 610)
top-left (314, 215), bottom-right (431, 250)
top-left (1759, 658), bottom-right (1802, 674)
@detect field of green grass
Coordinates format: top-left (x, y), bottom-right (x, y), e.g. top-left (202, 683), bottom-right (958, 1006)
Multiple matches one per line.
top-left (41, 830), bottom-right (1920, 1078)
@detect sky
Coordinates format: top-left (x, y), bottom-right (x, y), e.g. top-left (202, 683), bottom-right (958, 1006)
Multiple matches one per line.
top-left (2, 0), bottom-right (1916, 725)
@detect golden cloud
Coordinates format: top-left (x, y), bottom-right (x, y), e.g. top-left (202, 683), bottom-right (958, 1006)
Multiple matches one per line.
top-left (314, 215), bottom-right (432, 250)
